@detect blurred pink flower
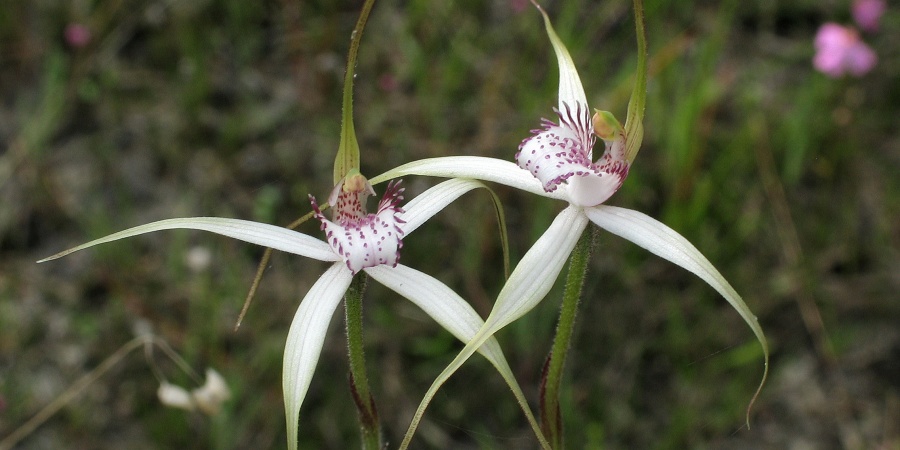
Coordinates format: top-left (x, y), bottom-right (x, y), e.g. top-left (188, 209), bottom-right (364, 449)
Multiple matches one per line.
top-left (813, 23), bottom-right (877, 77)
top-left (852, 0), bottom-right (886, 32)
top-left (510, 0), bottom-right (528, 14)
top-left (378, 73), bottom-right (398, 92)
top-left (64, 23), bottom-right (91, 49)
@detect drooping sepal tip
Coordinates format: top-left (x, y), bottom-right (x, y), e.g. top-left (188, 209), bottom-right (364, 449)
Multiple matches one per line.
top-left (530, 0), bottom-right (588, 112)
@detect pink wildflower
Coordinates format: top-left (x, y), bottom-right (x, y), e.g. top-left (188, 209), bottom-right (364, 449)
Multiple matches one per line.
top-left (510, 0), bottom-right (529, 14)
top-left (852, 0), bottom-right (886, 32)
top-left (64, 23), bottom-right (91, 49)
top-left (813, 23), bottom-right (877, 78)
top-left (378, 73), bottom-right (398, 92)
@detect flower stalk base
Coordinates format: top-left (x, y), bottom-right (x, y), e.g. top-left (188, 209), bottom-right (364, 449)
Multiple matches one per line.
top-left (344, 273), bottom-right (382, 449)
top-left (540, 227), bottom-right (593, 449)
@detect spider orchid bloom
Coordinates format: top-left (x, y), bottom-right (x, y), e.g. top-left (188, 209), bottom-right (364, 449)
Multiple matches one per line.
top-left (38, 174), bottom-right (534, 450)
top-left (373, 3), bottom-right (768, 446)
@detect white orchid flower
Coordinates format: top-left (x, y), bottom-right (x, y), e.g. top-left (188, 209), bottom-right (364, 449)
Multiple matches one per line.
top-left (39, 174), bottom-right (540, 450)
top-left (158, 368), bottom-right (232, 416)
top-left (371, 3), bottom-right (769, 447)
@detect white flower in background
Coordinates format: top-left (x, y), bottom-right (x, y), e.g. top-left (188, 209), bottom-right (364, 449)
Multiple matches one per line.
top-left (158, 368), bottom-right (231, 416)
top-left (39, 174), bottom-right (532, 450)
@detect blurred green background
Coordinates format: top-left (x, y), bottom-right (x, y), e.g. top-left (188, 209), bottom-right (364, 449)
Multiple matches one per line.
top-left (1, 0), bottom-right (897, 448)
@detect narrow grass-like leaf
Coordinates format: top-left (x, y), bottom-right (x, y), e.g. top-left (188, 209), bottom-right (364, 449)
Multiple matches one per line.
top-left (483, 186), bottom-right (512, 279)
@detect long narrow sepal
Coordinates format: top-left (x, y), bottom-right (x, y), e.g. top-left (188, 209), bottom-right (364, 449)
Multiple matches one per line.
top-left (396, 177), bottom-right (511, 278)
top-left (283, 263), bottom-right (353, 450)
top-left (624, 0), bottom-right (647, 164)
top-left (36, 217), bottom-right (340, 263)
top-left (371, 156), bottom-right (563, 200)
top-left (397, 207), bottom-right (588, 450)
top-left (485, 206), bottom-right (588, 328)
top-left (399, 178), bottom-right (486, 235)
top-left (584, 205), bottom-right (768, 426)
top-left (531, 1), bottom-right (588, 111)
top-left (365, 264), bottom-right (548, 447)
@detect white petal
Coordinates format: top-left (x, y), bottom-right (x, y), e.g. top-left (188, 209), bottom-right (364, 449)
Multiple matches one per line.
top-left (517, 116), bottom-right (596, 194)
top-left (283, 263), bottom-right (352, 450)
top-left (584, 205), bottom-right (769, 363)
top-left (396, 207), bottom-right (588, 450)
top-left (399, 179), bottom-right (485, 235)
top-left (364, 264), bottom-right (504, 362)
top-left (370, 157), bottom-right (566, 201)
top-left (37, 217), bottom-right (339, 263)
top-left (158, 383), bottom-right (195, 411)
top-left (566, 172), bottom-right (623, 207)
top-left (535, 6), bottom-right (588, 112)
top-left (319, 207), bottom-right (403, 274)
top-left (367, 264), bottom-right (548, 449)
top-left (191, 368), bottom-right (232, 416)
top-left (487, 206), bottom-right (588, 329)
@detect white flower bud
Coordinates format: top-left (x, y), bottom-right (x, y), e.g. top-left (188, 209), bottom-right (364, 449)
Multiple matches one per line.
top-left (158, 382), bottom-right (195, 411)
top-left (191, 368), bottom-right (231, 416)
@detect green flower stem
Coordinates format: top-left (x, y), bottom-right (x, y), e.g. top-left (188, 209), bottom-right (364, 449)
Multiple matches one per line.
top-left (624, 0), bottom-right (647, 164)
top-left (344, 273), bottom-right (381, 449)
top-left (539, 227), bottom-right (593, 449)
top-left (333, 0), bottom-right (377, 183)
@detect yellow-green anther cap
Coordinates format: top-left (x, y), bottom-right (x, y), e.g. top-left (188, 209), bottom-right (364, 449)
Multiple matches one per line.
top-left (592, 110), bottom-right (623, 141)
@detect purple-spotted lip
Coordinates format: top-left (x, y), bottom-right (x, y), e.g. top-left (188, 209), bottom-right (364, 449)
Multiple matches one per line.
top-left (515, 101), bottom-right (630, 207)
top-left (310, 180), bottom-right (406, 274)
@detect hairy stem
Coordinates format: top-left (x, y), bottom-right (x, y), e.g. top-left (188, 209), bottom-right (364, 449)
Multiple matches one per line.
top-left (344, 273), bottom-right (381, 449)
top-left (540, 227), bottom-right (593, 449)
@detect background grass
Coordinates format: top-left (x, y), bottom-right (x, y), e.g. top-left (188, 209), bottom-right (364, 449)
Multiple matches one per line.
top-left (1, 0), bottom-right (897, 448)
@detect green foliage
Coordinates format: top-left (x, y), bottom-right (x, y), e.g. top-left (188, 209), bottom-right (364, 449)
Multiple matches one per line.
top-left (2, 0), bottom-right (897, 448)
